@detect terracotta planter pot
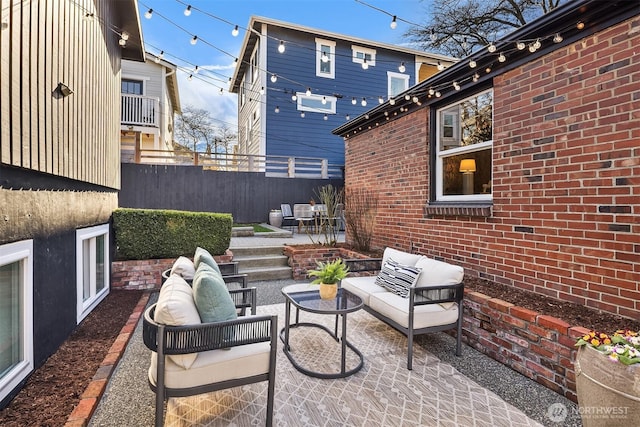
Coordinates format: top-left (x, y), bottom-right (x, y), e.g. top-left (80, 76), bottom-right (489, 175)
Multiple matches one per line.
top-left (319, 283), bottom-right (337, 299)
top-left (575, 345), bottom-right (640, 426)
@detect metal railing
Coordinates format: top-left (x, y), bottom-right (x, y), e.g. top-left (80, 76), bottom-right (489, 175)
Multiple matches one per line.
top-left (121, 94), bottom-right (160, 127)
top-left (129, 149), bottom-right (344, 179)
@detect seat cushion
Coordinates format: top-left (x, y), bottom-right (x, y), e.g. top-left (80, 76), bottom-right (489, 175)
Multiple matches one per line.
top-left (369, 291), bottom-right (459, 330)
top-left (382, 248), bottom-right (422, 267)
top-left (170, 256), bottom-right (196, 281)
top-left (192, 263), bottom-right (238, 324)
top-left (149, 341), bottom-right (272, 390)
top-left (341, 276), bottom-right (387, 305)
top-left (414, 257), bottom-right (464, 309)
top-left (374, 258), bottom-right (421, 298)
top-left (194, 246), bottom-right (221, 275)
top-left (154, 275), bottom-right (200, 369)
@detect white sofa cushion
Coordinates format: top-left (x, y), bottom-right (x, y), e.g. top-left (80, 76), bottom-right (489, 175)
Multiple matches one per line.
top-left (414, 257), bottom-right (464, 309)
top-left (149, 341), bottom-right (272, 389)
top-left (369, 291), bottom-right (459, 330)
top-left (170, 256), bottom-right (196, 281)
top-left (341, 276), bottom-right (387, 305)
top-left (154, 275), bottom-right (200, 369)
top-left (382, 248), bottom-right (423, 267)
top-left (374, 258), bottom-right (421, 298)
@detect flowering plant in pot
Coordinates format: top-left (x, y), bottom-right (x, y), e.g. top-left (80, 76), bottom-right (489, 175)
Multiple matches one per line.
top-left (574, 329), bottom-right (640, 426)
top-left (307, 259), bottom-right (349, 299)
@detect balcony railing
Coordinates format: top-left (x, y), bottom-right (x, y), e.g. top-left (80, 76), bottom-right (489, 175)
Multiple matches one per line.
top-left (124, 149), bottom-right (344, 179)
top-left (121, 94), bottom-right (159, 127)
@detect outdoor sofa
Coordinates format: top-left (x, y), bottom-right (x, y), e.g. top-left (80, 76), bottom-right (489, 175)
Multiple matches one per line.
top-left (343, 247), bottom-right (465, 370)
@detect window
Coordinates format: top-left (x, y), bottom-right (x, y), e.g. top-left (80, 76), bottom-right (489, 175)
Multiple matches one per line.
top-left (121, 79), bottom-right (143, 95)
top-left (316, 38), bottom-right (335, 79)
top-left (435, 89), bottom-right (493, 201)
top-left (250, 45), bottom-right (260, 83)
top-left (296, 93), bottom-right (337, 114)
top-left (76, 224), bottom-right (109, 323)
top-left (352, 46), bottom-right (376, 67)
top-left (387, 71), bottom-right (409, 98)
top-left (0, 240), bottom-right (34, 404)
top-left (240, 78), bottom-right (246, 107)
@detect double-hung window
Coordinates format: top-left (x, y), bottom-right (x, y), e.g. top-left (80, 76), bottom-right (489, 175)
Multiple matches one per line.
top-left (435, 89), bottom-right (493, 201)
top-left (316, 38), bottom-right (335, 79)
top-left (0, 240), bottom-right (34, 404)
top-left (76, 224), bottom-right (109, 323)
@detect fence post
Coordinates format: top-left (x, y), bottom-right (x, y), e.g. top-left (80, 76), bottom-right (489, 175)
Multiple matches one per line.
top-left (288, 157), bottom-right (295, 178)
top-left (248, 155), bottom-right (255, 172)
top-left (321, 159), bottom-right (328, 179)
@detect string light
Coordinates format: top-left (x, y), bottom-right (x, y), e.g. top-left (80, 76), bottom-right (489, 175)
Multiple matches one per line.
top-left (469, 60), bottom-right (476, 68)
top-left (305, 87), bottom-right (311, 96)
top-left (324, 114), bottom-right (328, 120)
top-left (361, 98), bottom-right (367, 106)
top-left (528, 43), bottom-right (536, 52)
top-left (259, 86), bottom-right (265, 95)
top-left (412, 96), bottom-right (419, 103)
top-left (577, 21), bottom-right (585, 30)
top-left (118, 38), bottom-right (126, 46)
top-left (121, 31), bottom-right (129, 41)
top-left (190, 35), bottom-right (198, 45)
top-left (472, 72), bottom-right (480, 82)
top-left (291, 94), bottom-right (297, 101)
top-left (390, 16), bottom-right (397, 29)
top-left (300, 112), bottom-right (305, 118)
top-left (378, 96), bottom-right (384, 104)
top-left (351, 97), bottom-right (357, 105)
top-left (219, 88), bottom-right (224, 95)
top-left (498, 52), bottom-right (506, 62)
top-left (553, 33), bottom-right (563, 43)
top-left (430, 29), bottom-right (437, 41)
top-left (270, 74), bottom-right (278, 83)
top-left (453, 81), bottom-right (460, 90)
top-left (398, 62), bottom-right (406, 73)
top-left (144, 9), bottom-right (153, 19)
top-left (437, 61), bottom-right (444, 70)
top-left (345, 114), bottom-right (350, 120)
top-left (278, 40), bottom-right (285, 53)
top-left (322, 96), bottom-right (327, 104)
top-left (516, 41), bottom-right (526, 50)
top-left (389, 98), bottom-right (396, 105)
top-left (184, 5), bottom-right (192, 16)
top-left (533, 39), bottom-right (542, 50)
top-left (321, 52), bottom-right (329, 63)
top-left (188, 74), bottom-right (193, 81)
top-left (154, 51), bottom-right (163, 63)
top-left (275, 106), bottom-right (280, 113)
top-left (428, 88), bottom-right (435, 96)
top-left (232, 25), bottom-right (239, 37)
top-left (362, 59), bottom-right (369, 70)
top-left (194, 65), bottom-right (199, 74)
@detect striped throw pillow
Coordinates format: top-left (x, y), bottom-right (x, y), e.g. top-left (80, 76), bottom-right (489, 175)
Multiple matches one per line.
top-left (375, 258), bottom-right (422, 298)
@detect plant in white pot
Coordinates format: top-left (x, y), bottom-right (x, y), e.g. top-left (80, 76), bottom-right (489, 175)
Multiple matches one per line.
top-left (307, 258), bottom-right (349, 299)
top-left (574, 329), bottom-right (640, 426)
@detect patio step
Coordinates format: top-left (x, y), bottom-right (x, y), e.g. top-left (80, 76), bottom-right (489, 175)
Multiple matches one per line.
top-left (231, 246), bottom-right (292, 281)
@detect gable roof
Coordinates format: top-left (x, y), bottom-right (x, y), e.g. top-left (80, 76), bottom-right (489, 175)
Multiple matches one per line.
top-left (229, 15), bottom-right (457, 93)
top-left (333, 0), bottom-right (639, 137)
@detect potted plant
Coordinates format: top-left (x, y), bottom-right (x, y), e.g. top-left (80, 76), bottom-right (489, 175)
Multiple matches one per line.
top-left (307, 258), bottom-right (349, 299)
top-left (574, 329), bottom-right (640, 426)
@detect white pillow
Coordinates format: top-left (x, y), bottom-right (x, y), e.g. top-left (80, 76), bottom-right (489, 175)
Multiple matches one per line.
top-left (382, 248), bottom-right (423, 267)
top-left (154, 275), bottom-right (201, 369)
top-left (414, 256), bottom-right (464, 309)
top-left (170, 256), bottom-right (196, 281)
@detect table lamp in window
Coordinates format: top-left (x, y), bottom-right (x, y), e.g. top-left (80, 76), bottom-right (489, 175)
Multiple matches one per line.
top-left (460, 159), bottom-right (476, 195)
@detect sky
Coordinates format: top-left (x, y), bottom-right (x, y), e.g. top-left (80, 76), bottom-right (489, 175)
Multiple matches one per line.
top-left (137, 0), bottom-right (432, 130)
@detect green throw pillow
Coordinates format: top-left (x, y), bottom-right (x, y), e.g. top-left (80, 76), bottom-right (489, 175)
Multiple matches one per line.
top-left (194, 247), bottom-right (221, 275)
top-left (192, 263), bottom-right (237, 324)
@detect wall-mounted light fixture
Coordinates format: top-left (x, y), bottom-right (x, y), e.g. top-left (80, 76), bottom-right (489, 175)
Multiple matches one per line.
top-left (459, 159), bottom-right (476, 195)
top-left (55, 82), bottom-right (73, 98)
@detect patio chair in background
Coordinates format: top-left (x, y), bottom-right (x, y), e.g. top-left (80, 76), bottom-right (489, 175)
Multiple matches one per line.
top-left (280, 204), bottom-right (297, 230)
top-left (293, 203), bottom-right (314, 233)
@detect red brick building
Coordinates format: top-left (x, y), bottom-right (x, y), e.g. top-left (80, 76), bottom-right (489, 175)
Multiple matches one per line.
top-left (334, 0), bottom-right (639, 320)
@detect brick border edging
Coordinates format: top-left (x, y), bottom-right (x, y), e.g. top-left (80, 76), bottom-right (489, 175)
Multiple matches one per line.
top-left (64, 292), bottom-right (151, 427)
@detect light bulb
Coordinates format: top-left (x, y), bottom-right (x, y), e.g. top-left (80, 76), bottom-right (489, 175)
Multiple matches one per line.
top-left (516, 41), bottom-right (525, 50)
top-left (144, 9), bottom-right (153, 19)
top-left (469, 60), bottom-right (476, 68)
top-left (190, 35), bottom-right (198, 45)
top-left (390, 16), bottom-right (397, 29)
top-left (291, 94), bottom-right (297, 101)
top-left (234, 58), bottom-right (238, 64)
top-left (345, 115), bottom-right (350, 121)
top-left (323, 114), bottom-right (328, 121)
top-left (529, 43), bottom-right (536, 52)
top-left (577, 21), bottom-right (584, 30)
top-left (321, 53), bottom-right (329, 63)
top-left (275, 106), bottom-right (280, 113)
top-left (232, 25), bottom-right (239, 37)
top-left (121, 31), bottom-right (129, 41)
top-left (118, 38), bottom-right (126, 46)
top-left (437, 61), bottom-right (444, 70)
top-left (322, 96), bottom-right (327, 105)
top-left (435, 91), bottom-right (441, 97)
top-left (487, 43), bottom-right (496, 53)
top-left (154, 54), bottom-right (161, 63)
top-left (473, 73), bottom-right (480, 82)
top-left (553, 33), bottom-right (563, 43)
top-left (498, 53), bottom-right (506, 62)
top-left (378, 96), bottom-right (384, 104)
top-left (188, 74), bottom-right (193, 81)
top-left (453, 82), bottom-right (460, 90)
top-left (430, 29), bottom-right (437, 42)
top-left (412, 96), bottom-right (419, 103)
top-left (278, 41), bottom-right (285, 53)
top-left (389, 98), bottom-right (395, 105)
top-left (361, 98), bottom-right (367, 106)
top-left (306, 88), bottom-right (311, 96)
top-left (398, 62), bottom-right (406, 73)
top-left (351, 97), bottom-right (357, 105)
top-left (300, 112), bottom-right (305, 118)
top-left (270, 74), bottom-right (277, 83)
top-left (405, 94), bottom-right (411, 100)
top-left (362, 59), bottom-right (368, 70)
top-left (533, 39), bottom-right (541, 50)
top-left (259, 87), bottom-right (265, 95)
top-left (485, 66), bottom-right (492, 73)
top-left (219, 88), bottom-right (223, 95)
top-left (184, 5), bottom-right (192, 16)
top-left (194, 65), bottom-right (199, 74)
top-left (428, 88), bottom-right (435, 96)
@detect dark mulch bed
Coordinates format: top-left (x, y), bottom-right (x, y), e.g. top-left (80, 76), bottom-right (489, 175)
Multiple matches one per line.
top-left (0, 273), bottom-right (637, 426)
top-left (0, 290), bottom-right (142, 427)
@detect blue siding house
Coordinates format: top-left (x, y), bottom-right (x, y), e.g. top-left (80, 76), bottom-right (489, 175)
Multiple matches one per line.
top-left (230, 16), bottom-right (456, 178)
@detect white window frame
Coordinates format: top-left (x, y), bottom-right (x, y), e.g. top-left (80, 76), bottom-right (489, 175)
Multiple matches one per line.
top-left (315, 38), bottom-right (335, 79)
top-left (76, 224), bottom-right (110, 323)
top-left (352, 45), bottom-right (376, 66)
top-left (387, 71), bottom-right (409, 98)
top-left (0, 239), bottom-right (34, 404)
top-left (296, 93), bottom-right (337, 114)
top-left (250, 45), bottom-right (260, 84)
top-left (435, 89), bottom-right (493, 202)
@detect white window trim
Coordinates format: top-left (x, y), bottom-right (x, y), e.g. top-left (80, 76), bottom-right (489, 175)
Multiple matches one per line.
top-left (435, 89), bottom-right (493, 202)
top-left (315, 38), bottom-right (336, 79)
top-left (296, 93), bottom-right (337, 114)
top-left (121, 74), bottom-right (149, 95)
top-left (387, 71), bottom-right (409, 98)
top-left (76, 224), bottom-right (110, 323)
top-left (0, 239), bottom-right (34, 404)
top-left (351, 45), bottom-right (376, 66)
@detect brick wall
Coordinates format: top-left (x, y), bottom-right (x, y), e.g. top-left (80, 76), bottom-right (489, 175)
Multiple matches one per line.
top-left (344, 16), bottom-right (640, 320)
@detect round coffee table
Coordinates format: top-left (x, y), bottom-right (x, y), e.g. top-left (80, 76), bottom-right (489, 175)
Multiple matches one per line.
top-left (280, 284), bottom-right (364, 379)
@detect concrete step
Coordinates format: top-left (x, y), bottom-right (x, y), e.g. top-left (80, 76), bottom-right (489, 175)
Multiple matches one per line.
top-left (232, 226), bottom-right (254, 237)
top-left (234, 254), bottom-right (289, 269)
top-left (241, 266), bottom-right (292, 281)
top-left (231, 246), bottom-right (284, 257)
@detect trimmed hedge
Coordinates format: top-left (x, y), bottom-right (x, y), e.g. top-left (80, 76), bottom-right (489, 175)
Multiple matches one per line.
top-left (112, 208), bottom-right (232, 260)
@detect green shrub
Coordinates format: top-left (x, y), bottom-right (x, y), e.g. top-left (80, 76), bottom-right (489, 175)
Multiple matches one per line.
top-left (112, 208), bottom-right (232, 260)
